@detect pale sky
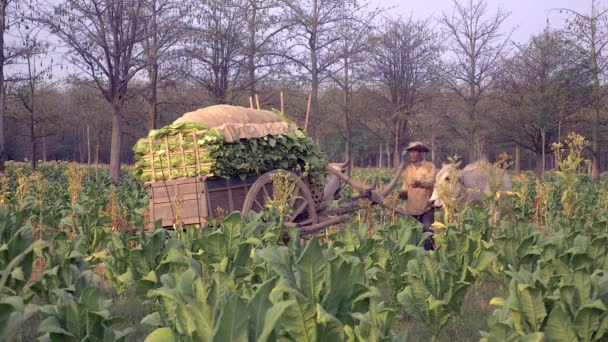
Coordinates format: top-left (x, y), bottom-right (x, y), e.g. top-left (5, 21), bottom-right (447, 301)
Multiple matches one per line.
top-left (376, 0), bottom-right (594, 43)
top-left (6, 0), bottom-right (598, 80)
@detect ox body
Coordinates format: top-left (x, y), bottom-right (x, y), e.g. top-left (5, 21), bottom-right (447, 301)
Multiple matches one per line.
top-left (429, 160), bottom-right (513, 210)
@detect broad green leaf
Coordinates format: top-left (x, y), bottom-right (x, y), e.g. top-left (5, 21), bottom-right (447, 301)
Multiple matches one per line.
top-left (516, 284), bottom-right (546, 332)
top-left (316, 304), bottom-right (344, 341)
top-left (519, 332), bottom-right (544, 342)
top-left (222, 212), bottom-right (244, 256)
top-left (141, 312), bottom-right (163, 327)
top-left (175, 304), bottom-right (197, 336)
top-left (66, 301), bottom-right (81, 337)
top-left (296, 238), bottom-right (327, 303)
top-left (248, 277), bottom-right (277, 341)
top-left (0, 296), bottom-right (37, 340)
top-left (144, 327), bottom-right (178, 342)
top-left (427, 297), bottom-right (451, 339)
top-left (545, 306), bottom-right (579, 342)
top-left (212, 294), bottom-right (248, 342)
top-left (280, 296), bottom-right (317, 342)
top-left (573, 307), bottom-right (600, 342)
top-left (257, 246), bottom-right (296, 287)
top-left (257, 300), bottom-right (292, 342)
top-left (37, 316), bottom-right (73, 336)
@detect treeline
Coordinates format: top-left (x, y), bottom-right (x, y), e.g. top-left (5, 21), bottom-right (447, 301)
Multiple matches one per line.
top-left (1, 0), bottom-right (608, 181)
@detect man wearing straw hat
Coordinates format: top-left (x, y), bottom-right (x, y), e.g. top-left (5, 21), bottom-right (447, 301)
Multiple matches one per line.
top-left (398, 141), bottom-right (436, 250)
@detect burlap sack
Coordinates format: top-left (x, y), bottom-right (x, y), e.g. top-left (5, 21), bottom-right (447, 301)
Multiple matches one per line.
top-left (173, 105), bottom-right (298, 142)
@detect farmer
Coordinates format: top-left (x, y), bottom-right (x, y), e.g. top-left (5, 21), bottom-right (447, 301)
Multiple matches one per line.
top-left (398, 142), bottom-right (436, 250)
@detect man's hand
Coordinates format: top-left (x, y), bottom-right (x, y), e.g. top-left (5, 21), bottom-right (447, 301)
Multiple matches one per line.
top-left (398, 190), bottom-right (408, 200)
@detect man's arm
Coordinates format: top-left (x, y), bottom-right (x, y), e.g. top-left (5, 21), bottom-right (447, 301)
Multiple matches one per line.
top-left (413, 163), bottom-right (435, 189)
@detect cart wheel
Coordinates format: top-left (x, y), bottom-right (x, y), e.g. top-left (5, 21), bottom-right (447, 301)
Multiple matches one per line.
top-left (242, 170), bottom-right (318, 226)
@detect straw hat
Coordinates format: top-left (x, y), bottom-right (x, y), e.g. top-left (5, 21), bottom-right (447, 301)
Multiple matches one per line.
top-left (404, 141), bottom-right (430, 153)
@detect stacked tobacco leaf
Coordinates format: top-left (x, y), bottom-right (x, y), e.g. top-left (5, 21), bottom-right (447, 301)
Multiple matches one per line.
top-left (133, 122), bottom-right (327, 183)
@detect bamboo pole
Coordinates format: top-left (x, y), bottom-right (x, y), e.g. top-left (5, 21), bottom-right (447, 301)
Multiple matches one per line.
top-left (280, 91), bottom-right (284, 114)
top-left (148, 138), bottom-right (156, 181)
top-left (192, 132), bottom-right (200, 174)
top-left (304, 94), bottom-right (311, 132)
top-left (165, 136), bottom-right (172, 179)
top-left (255, 94), bottom-right (261, 109)
top-left (249, 96), bottom-right (254, 109)
top-left (179, 133), bottom-right (187, 176)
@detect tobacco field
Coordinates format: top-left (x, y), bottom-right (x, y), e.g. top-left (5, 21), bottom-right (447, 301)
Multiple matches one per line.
top-left (2, 150), bottom-right (608, 341)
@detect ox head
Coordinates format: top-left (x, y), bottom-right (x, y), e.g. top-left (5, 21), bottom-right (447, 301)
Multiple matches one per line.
top-left (429, 160), bottom-right (464, 208)
top-left (323, 160), bottom-right (349, 203)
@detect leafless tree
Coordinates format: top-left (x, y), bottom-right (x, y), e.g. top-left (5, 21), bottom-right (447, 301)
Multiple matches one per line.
top-left (369, 16), bottom-right (442, 165)
top-left (238, 0), bottom-right (290, 98)
top-left (279, 0), bottom-right (360, 139)
top-left (440, 0), bottom-right (511, 161)
top-left (560, 0), bottom-right (608, 180)
top-left (8, 29), bottom-right (58, 171)
top-left (142, 0), bottom-right (185, 130)
top-left (331, 3), bottom-right (383, 170)
top-left (494, 28), bottom-right (592, 175)
top-left (37, 0), bottom-right (148, 182)
top-left (183, 0), bottom-right (247, 105)
top-left (0, 0), bottom-right (31, 172)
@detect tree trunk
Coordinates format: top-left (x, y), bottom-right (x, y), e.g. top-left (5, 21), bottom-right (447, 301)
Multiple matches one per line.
top-left (0, 1), bottom-right (5, 173)
top-left (146, 0), bottom-right (159, 130)
top-left (386, 143), bottom-right (391, 168)
top-left (343, 56), bottom-right (352, 176)
top-left (95, 129), bottom-right (100, 180)
top-left (541, 128), bottom-right (546, 179)
top-left (248, 3), bottom-right (257, 97)
top-left (515, 143), bottom-right (521, 175)
top-left (394, 124), bottom-right (399, 166)
top-left (591, 111), bottom-right (600, 179)
top-left (87, 125), bottom-right (91, 166)
top-left (30, 112), bottom-right (36, 171)
top-left (535, 149), bottom-right (543, 177)
top-left (110, 100), bottom-right (123, 183)
top-left (42, 136), bottom-right (47, 162)
top-left (310, 0), bottom-right (319, 138)
top-left (148, 67), bottom-right (158, 130)
top-left (588, 14), bottom-right (601, 180)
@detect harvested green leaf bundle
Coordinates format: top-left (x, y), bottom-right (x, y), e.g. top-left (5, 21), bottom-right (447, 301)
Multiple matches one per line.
top-left (133, 121), bottom-right (326, 184)
top-left (208, 130), bottom-right (326, 182)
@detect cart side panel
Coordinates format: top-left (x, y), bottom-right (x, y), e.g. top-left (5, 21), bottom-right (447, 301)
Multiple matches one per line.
top-left (206, 175), bottom-right (259, 216)
top-left (148, 175), bottom-right (261, 228)
top-left (147, 177), bottom-right (208, 228)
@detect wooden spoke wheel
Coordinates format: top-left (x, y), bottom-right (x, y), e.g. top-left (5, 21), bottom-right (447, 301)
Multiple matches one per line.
top-left (242, 170), bottom-right (318, 226)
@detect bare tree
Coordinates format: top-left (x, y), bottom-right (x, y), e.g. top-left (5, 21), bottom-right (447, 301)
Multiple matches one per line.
top-left (142, 0), bottom-right (184, 130)
top-left (8, 29), bottom-right (57, 171)
top-left (183, 0), bottom-right (246, 104)
top-left (560, 0), bottom-right (608, 180)
top-left (494, 28), bottom-right (592, 175)
top-left (369, 16), bottom-right (442, 165)
top-left (0, 0), bottom-right (29, 172)
top-left (38, 0), bottom-right (148, 182)
top-left (280, 0), bottom-right (360, 139)
top-left (331, 3), bottom-right (382, 170)
top-left (440, 0), bottom-right (511, 161)
top-left (239, 0), bottom-right (290, 98)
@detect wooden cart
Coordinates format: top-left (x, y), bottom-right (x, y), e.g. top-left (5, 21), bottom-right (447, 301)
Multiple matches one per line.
top-left (147, 162), bottom-right (407, 236)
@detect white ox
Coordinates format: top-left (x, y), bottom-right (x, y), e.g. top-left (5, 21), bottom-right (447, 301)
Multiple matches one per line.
top-left (429, 160), bottom-right (513, 210)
